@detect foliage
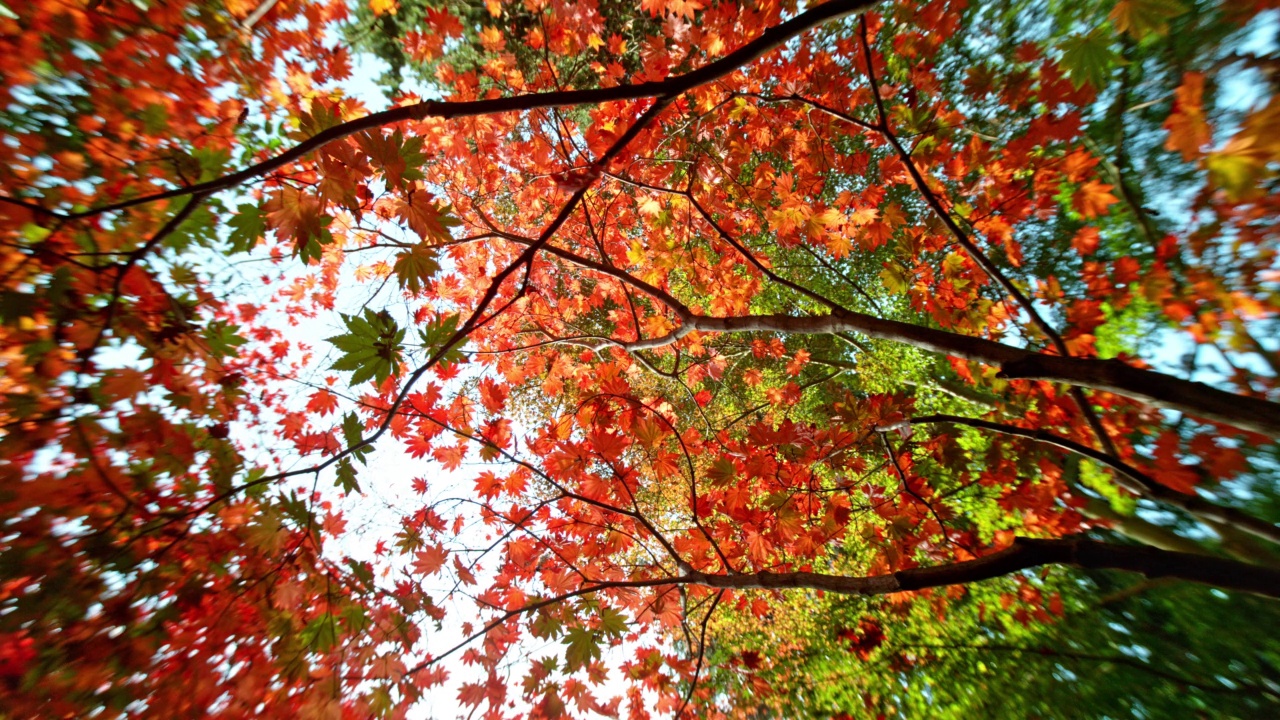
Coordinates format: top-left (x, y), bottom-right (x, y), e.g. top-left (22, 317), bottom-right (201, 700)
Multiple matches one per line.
top-left (2, 0), bottom-right (1280, 718)
top-left (706, 565), bottom-right (1280, 719)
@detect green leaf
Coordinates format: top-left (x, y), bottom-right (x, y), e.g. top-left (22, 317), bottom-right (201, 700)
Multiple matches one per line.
top-left (294, 101), bottom-right (343, 141)
top-left (299, 615), bottom-right (338, 652)
top-left (0, 292), bottom-right (37, 325)
top-left (1206, 152), bottom-right (1264, 201)
top-left (398, 132), bottom-right (428, 183)
top-left (279, 490), bottom-right (314, 529)
top-left (880, 264), bottom-right (908, 294)
top-left (341, 411), bottom-right (364, 447)
top-left (227, 204), bottom-right (265, 254)
top-left (327, 310), bottom-right (405, 386)
top-left (597, 606), bottom-right (628, 640)
top-left (167, 204), bottom-right (219, 253)
top-left (563, 625), bottom-right (601, 671)
top-left (532, 608), bottom-right (564, 639)
top-left (341, 603), bottom-right (370, 633)
top-left (368, 686), bottom-right (394, 718)
top-left (1058, 30), bottom-right (1120, 90)
top-left (203, 321), bottom-right (247, 360)
top-left (341, 411), bottom-right (372, 464)
top-left (419, 313), bottom-right (465, 366)
top-left (140, 103), bottom-right (170, 135)
top-left (345, 558), bottom-right (376, 590)
top-left (295, 222), bottom-right (335, 265)
top-left (243, 468), bottom-right (268, 498)
top-left (20, 223), bottom-right (51, 243)
top-left (335, 457), bottom-right (361, 494)
top-left (393, 243), bottom-right (440, 294)
top-left (192, 147), bottom-right (232, 182)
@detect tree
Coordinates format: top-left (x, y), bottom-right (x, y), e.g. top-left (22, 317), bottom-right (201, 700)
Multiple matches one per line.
top-left (2, 0), bottom-right (1279, 717)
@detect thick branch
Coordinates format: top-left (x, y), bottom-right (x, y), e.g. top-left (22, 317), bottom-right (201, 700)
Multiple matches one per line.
top-left (42, 0), bottom-right (879, 218)
top-left (616, 310), bottom-right (1280, 436)
top-left (405, 536), bottom-right (1280, 681)
top-left (997, 355), bottom-right (1280, 438)
top-left (683, 537), bottom-right (1280, 599)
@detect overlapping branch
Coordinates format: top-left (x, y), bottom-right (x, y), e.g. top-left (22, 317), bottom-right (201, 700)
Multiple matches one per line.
top-left (903, 414), bottom-right (1280, 546)
top-left (5, 0), bottom-right (879, 219)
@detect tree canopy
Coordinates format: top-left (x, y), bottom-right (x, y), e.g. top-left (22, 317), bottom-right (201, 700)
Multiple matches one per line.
top-left (2, 0), bottom-right (1280, 717)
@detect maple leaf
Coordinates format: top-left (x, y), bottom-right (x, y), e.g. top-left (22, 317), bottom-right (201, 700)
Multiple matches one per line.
top-left (825, 232), bottom-right (854, 259)
top-left (357, 129), bottom-right (424, 189)
top-left (638, 197), bottom-right (664, 216)
top-left (1071, 226), bottom-right (1101, 256)
top-left (434, 442), bottom-right (468, 470)
top-left (641, 0), bottom-right (705, 18)
top-left (392, 243), bottom-right (440, 294)
top-left (863, 220), bottom-right (894, 248)
top-left (327, 309), bottom-right (405, 386)
top-left (1151, 432), bottom-right (1200, 494)
top-left (1074, 180), bottom-right (1120, 218)
top-left (299, 615), bottom-right (339, 652)
top-left (264, 187), bottom-right (331, 262)
top-left (227, 203), bottom-right (265, 253)
top-left (1110, 0), bottom-right (1187, 39)
top-left (413, 544), bottom-right (449, 576)
top-left (395, 189), bottom-right (459, 241)
top-left (1165, 73), bottom-right (1211, 161)
top-left (335, 457), bottom-right (361, 494)
top-left (1206, 148), bottom-right (1265, 201)
top-left (563, 625), bottom-right (602, 671)
top-left (369, 0), bottom-right (398, 16)
top-left (100, 368), bottom-right (149, 402)
top-left (478, 377), bottom-right (508, 413)
top-left (419, 313), bottom-right (465, 366)
top-left (305, 389), bottom-right (340, 417)
top-left (707, 457), bottom-right (737, 487)
top-left (1058, 30), bottom-right (1119, 90)
top-left (457, 682), bottom-right (486, 707)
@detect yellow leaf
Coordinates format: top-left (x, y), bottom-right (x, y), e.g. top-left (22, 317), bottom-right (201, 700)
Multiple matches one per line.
top-left (1206, 151), bottom-right (1265, 202)
top-left (627, 240), bottom-right (647, 266)
top-left (880, 265), bottom-right (908, 294)
top-left (479, 26), bottom-right (504, 52)
top-left (1110, 0), bottom-right (1186, 39)
top-left (638, 198), bottom-right (663, 216)
top-left (811, 207), bottom-right (843, 228)
top-left (369, 0), bottom-right (397, 16)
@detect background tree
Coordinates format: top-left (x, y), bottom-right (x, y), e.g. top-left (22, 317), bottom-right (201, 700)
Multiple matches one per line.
top-left (1, 0), bottom-right (1279, 718)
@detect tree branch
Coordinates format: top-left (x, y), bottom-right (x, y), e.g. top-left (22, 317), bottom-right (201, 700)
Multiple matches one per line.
top-left (905, 414), bottom-right (1280, 546)
top-left (683, 536), bottom-right (1280, 599)
top-left (31, 0), bottom-right (880, 219)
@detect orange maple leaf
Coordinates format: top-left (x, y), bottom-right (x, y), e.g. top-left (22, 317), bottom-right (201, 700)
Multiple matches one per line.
top-left (413, 544), bottom-right (449, 576)
top-left (1164, 72), bottom-right (1210, 161)
top-left (1074, 180), bottom-right (1119, 218)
